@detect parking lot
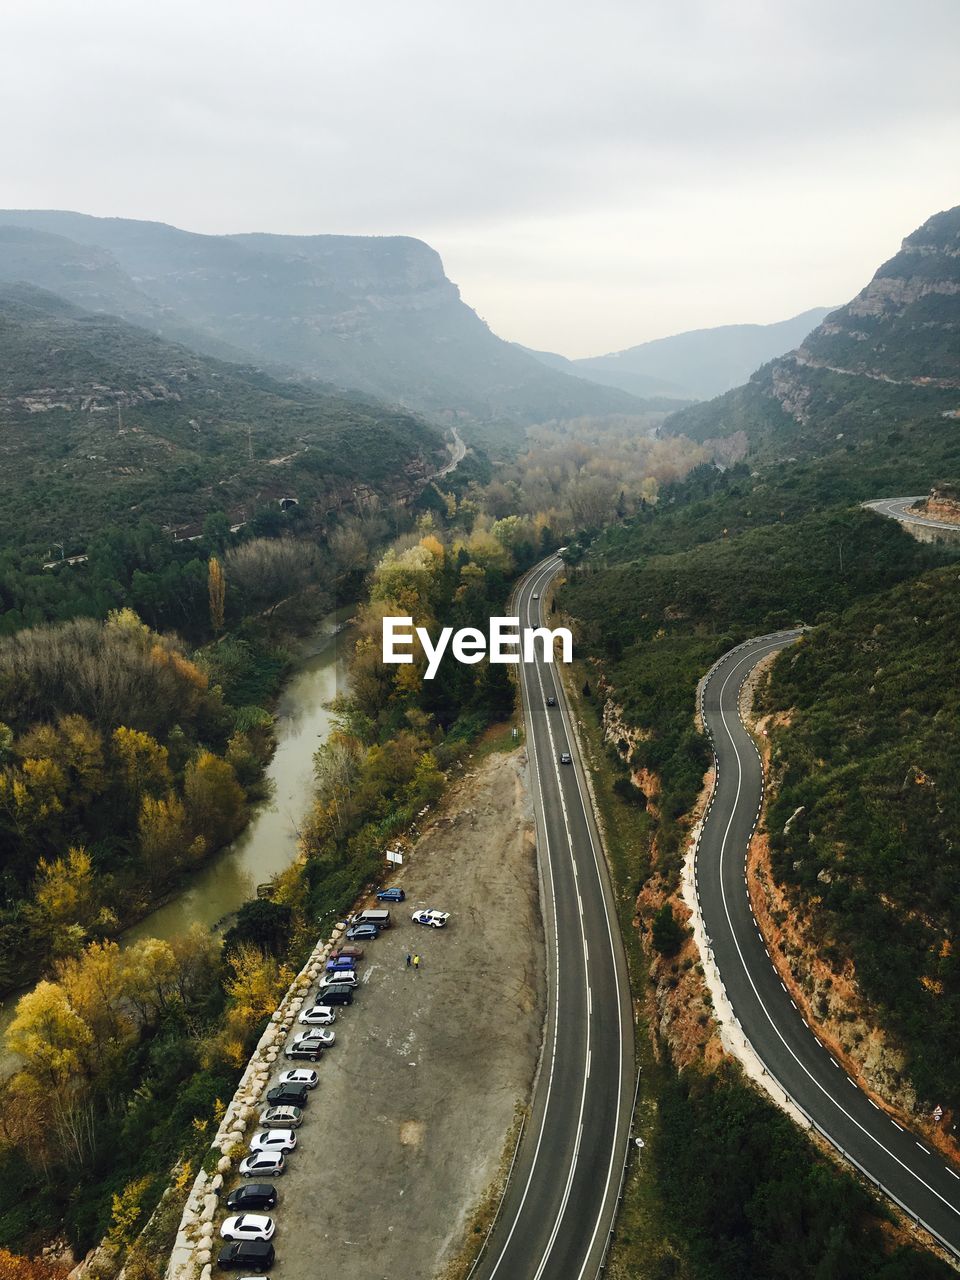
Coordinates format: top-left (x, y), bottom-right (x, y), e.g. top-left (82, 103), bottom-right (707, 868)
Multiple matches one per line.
top-left (217, 748), bottom-right (546, 1280)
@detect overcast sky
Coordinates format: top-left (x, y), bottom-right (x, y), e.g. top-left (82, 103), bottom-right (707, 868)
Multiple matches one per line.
top-left (2, 0), bottom-right (958, 356)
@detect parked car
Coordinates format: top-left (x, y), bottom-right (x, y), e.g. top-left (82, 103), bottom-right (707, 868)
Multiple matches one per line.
top-left (331, 944), bottom-right (364, 961)
top-left (350, 909), bottom-right (391, 930)
top-left (278, 1068), bottom-right (318, 1090)
top-left (217, 1240), bottom-right (275, 1271)
top-left (376, 886), bottom-right (405, 902)
top-left (225, 1183), bottom-right (278, 1212)
top-left (325, 955), bottom-right (356, 973)
top-left (258, 1105), bottom-right (303, 1129)
top-left (546, 696), bottom-right (557, 707)
top-left (249, 1129), bottom-right (297, 1154)
top-left (412, 909), bottom-right (450, 928)
top-left (283, 1042), bottom-right (322, 1061)
top-left (559, 751), bottom-right (572, 765)
top-left (220, 1214), bottom-right (275, 1242)
top-left (238, 1152), bottom-right (285, 1178)
top-left (266, 1084), bottom-right (308, 1109)
top-left (298, 1004), bottom-right (336, 1025)
top-left (346, 924), bottom-right (379, 941)
top-left (320, 984), bottom-right (354, 1005)
top-left (292, 1030), bottom-right (334, 1051)
top-left (318, 970), bottom-right (357, 989)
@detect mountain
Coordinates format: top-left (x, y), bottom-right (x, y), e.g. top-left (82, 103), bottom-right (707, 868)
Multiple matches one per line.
top-left (0, 211), bottom-right (643, 438)
top-left (524, 308), bottom-right (833, 401)
top-left (0, 282), bottom-right (447, 553)
top-left (664, 206), bottom-right (960, 465)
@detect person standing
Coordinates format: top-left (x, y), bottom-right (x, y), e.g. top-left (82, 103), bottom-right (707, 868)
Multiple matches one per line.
top-left (406, 953), bottom-right (412, 968)
top-left (413, 954), bottom-right (420, 970)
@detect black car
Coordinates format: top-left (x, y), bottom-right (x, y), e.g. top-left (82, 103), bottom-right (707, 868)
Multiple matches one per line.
top-left (321, 984), bottom-right (354, 1005)
top-left (283, 1043), bottom-right (322, 1061)
top-left (546, 696), bottom-right (557, 707)
top-left (266, 1084), bottom-right (308, 1109)
top-left (225, 1183), bottom-right (278, 1211)
top-left (217, 1240), bottom-right (275, 1270)
top-left (559, 751), bottom-right (572, 765)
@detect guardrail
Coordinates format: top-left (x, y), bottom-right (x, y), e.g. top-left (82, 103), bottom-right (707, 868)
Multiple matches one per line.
top-left (595, 1067), bottom-right (643, 1277)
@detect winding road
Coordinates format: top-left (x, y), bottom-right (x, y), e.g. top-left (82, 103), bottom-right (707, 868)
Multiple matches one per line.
top-left (470, 556), bottom-right (635, 1280)
top-left (863, 495), bottom-right (960, 534)
top-left (696, 634), bottom-right (960, 1258)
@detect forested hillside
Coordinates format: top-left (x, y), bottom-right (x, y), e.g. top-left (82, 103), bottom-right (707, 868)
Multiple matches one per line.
top-left (761, 566), bottom-right (960, 1112)
top-left (664, 206), bottom-right (960, 463)
top-left (0, 213), bottom-right (643, 437)
top-left (0, 284), bottom-right (446, 557)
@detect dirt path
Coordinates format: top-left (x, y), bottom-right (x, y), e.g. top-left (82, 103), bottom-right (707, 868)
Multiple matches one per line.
top-left (262, 748), bottom-right (545, 1280)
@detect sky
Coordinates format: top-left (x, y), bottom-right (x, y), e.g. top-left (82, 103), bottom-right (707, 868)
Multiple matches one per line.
top-left (1, 0), bottom-right (958, 356)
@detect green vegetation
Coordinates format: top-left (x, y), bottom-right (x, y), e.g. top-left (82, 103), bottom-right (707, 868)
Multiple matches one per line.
top-left (655, 1064), bottom-right (952, 1280)
top-left (762, 565), bottom-right (960, 1112)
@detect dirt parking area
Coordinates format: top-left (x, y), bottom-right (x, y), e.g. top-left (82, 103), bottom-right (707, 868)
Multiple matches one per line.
top-left (246, 748), bottom-right (545, 1280)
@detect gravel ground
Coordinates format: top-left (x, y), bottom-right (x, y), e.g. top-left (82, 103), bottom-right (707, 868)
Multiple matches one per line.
top-left (222, 748), bottom-right (545, 1280)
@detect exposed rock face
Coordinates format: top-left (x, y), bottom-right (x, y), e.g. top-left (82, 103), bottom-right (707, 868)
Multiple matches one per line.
top-left (664, 205), bottom-right (960, 457)
top-left (0, 211), bottom-right (643, 431)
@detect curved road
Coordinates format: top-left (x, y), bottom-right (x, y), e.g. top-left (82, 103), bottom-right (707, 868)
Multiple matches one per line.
top-left (471, 556), bottom-right (635, 1280)
top-left (696, 634), bottom-right (960, 1258)
top-left (863, 495), bottom-right (960, 534)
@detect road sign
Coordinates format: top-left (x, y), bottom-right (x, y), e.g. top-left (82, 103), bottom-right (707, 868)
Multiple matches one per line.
top-left (386, 849), bottom-right (403, 866)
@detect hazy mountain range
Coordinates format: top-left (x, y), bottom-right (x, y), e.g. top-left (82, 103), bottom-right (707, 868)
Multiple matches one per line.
top-left (522, 307), bottom-right (833, 401)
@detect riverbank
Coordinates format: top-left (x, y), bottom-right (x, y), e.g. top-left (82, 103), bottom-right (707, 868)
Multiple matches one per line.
top-left (0, 606), bottom-right (354, 1078)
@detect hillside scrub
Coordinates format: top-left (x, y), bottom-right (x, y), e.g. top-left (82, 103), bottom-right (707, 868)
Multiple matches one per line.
top-left (761, 565), bottom-right (960, 1113)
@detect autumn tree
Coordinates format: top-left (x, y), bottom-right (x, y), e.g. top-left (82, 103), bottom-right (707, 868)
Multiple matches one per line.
top-left (183, 751), bottom-right (246, 849)
top-left (208, 556), bottom-right (226, 633)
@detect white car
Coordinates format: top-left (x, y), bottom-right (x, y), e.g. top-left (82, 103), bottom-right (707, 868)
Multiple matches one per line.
top-left (298, 1005), bottom-right (336, 1026)
top-left (318, 969), bottom-right (357, 987)
top-left (258, 1105), bottom-right (303, 1129)
top-left (412, 909), bottom-right (450, 929)
top-left (278, 1069), bottom-right (318, 1090)
top-left (532, 593), bottom-right (539, 599)
top-left (220, 1214), bottom-right (275, 1242)
top-left (238, 1151), bottom-right (285, 1178)
top-left (293, 1027), bottom-right (335, 1047)
top-left (249, 1129), bottom-right (297, 1154)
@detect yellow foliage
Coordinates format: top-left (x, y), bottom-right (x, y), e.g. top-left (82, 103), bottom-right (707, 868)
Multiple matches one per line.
top-left (106, 1174), bottom-right (154, 1252)
top-left (34, 847), bottom-right (96, 928)
top-left (112, 727), bottom-right (172, 798)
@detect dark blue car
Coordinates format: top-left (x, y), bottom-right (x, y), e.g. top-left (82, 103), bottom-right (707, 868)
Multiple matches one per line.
top-left (376, 887), bottom-right (406, 902)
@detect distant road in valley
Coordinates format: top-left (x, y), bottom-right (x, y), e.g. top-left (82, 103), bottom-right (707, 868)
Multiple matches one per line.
top-left (697, 634), bottom-right (960, 1259)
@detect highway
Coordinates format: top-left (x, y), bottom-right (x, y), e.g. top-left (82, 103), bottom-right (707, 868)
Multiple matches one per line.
top-left (696, 634), bottom-right (960, 1259)
top-left (863, 495), bottom-right (960, 533)
top-left (471, 555), bottom-right (635, 1280)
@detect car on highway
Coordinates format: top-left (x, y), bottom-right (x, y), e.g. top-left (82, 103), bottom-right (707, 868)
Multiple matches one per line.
top-left (532, 593), bottom-right (539, 600)
top-left (220, 1214), bottom-right (275, 1242)
top-left (346, 923), bottom-right (379, 941)
top-left (216, 1240), bottom-right (275, 1271)
top-left (559, 751), bottom-right (572, 765)
top-left (225, 1184), bottom-right (278, 1212)
top-left (249, 1129), bottom-right (297, 1154)
top-left (265, 1084), bottom-right (308, 1109)
top-left (411, 909), bottom-right (450, 928)
top-left (318, 969), bottom-right (358, 988)
top-left (238, 1152), bottom-right (286, 1178)
top-left (278, 1068), bottom-right (318, 1090)
top-left (546, 696), bottom-right (556, 707)
top-left (258, 1105), bottom-right (303, 1129)
top-left (320, 984), bottom-right (354, 1005)
top-left (298, 1004), bottom-right (336, 1025)
top-left (375, 886), bottom-right (405, 902)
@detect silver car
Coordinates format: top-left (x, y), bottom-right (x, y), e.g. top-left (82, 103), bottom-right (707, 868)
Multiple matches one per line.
top-left (258, 1105), bottom-right (303, 1129)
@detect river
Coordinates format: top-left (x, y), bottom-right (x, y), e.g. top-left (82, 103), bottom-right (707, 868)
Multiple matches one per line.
top-left (0, 606), bottom-right (353, 1072)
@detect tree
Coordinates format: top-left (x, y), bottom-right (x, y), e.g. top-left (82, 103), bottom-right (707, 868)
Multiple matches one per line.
top-left (224, 900), bottom-right (293, 957)
top-left (6, 980), bottom-right (94, 1087)
top-left (32, 847), bottom-right (98, 944)
top-left (652, 903), bottom-right (686, 957)
top-left (112, 727), bottom-right (172, 805)
top-left (208, 556), bottom-right (226, 633)
top-left (184, 751), bottom-right (246, 848)
top-left (137, 791), bottom-right (190, 877)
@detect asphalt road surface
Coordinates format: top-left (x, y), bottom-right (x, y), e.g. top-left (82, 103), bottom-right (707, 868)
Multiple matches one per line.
top-left (696, 634), bottom-right (960, 1259)
top-left (863, 495), bottom-right (960, 532)
top-left (471, 556), bottom-right (635, 1280)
